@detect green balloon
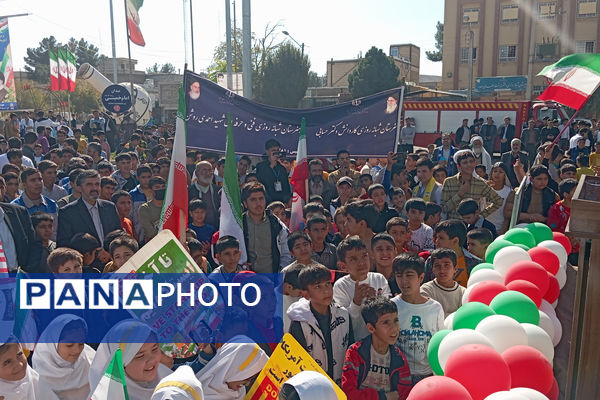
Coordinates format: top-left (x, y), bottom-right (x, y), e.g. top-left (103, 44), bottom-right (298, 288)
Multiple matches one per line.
top-left (485, 239), bottom-right (513, 263)
top-left (512, 243), bottom-right (531, 251)
top-left (504, 228), bottom-right (537, 249)
top-left (525, 222), bottom-right (554, 245)
top-left (427, 329), bottom-right (451, 375)
top-left (471, 263), bottom-right (495, 274)
top-left (452, 302), bottom-right (496, 330)
top-left (489, 290), bottom-right (540, 325)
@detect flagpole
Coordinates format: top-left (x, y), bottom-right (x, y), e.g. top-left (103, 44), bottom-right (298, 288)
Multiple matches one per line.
top-left (109, 0), bottom-right (118, 83)
top-left (393, 85), bottom-right (406, 154)
top-left (189, 0), bottom-right (195, 72)
top-left (123, 0), bottom-right (135, 115)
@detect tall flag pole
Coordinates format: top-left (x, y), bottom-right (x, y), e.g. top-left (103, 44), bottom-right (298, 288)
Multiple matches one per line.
top-left (159, 87), bottom-right (188, 243)
top-left (219, 114), bottom-right (247, 263)
top-left (289, 118), bottom-right (308, 232)
top-left (49, 50), bottom-right (59, 91)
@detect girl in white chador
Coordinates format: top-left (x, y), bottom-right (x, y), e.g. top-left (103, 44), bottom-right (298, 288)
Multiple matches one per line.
top-left (32, 314), bottom-right (95, 400)
top-left (88, 319), bottom-right (172, 400)
top-left (152, 365), bottom-right (204, 400)
top-left (278, 371), bottom-right (338, 400)
top-left (195, 336), bottom-right (268, 400)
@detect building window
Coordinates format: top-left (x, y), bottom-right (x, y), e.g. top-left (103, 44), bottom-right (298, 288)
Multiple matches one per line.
top-left (463, 8), bottom-right (479, 25)
top-left (501, 4), bottom-right (519, 23)
top-left (499, 45), bottom-right (517, 61)
top-left (390, 47), bottom-right (399, 57)
top-left (578, 0), bottom-right (597, 17)
top-left (538, 2), bottom-right (556, 19)
top-left (576, 40), bottom-right (595, 53)
top-left (533, 85), bottom-right (546, 95)
top-left (460, 47), bottom-right (477, 63)
top-left (535, 43), bottom-right (559, 60)
top-left (121, 63), bottom-right (125, 70)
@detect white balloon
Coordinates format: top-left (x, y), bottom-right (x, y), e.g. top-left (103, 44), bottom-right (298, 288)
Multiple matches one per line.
top-left (538, 311), bottom-right (555, 343)
top-left (444, 312), bottom-right (455, 330)
top-left (537, 240), bottom-right (568, 268)
top-left (493, 246), bottom-right (532, 277)
top-left (550, 313), bottom-right (562, 347)
top-left (515, 223), bottom-right (529, 229)
top-left (467, 269), bottom-right (504, 287)
top-left (521, 323), bottom-right (554, 363)
top-left (510, 387), bottom-right (550, 400)
top-left (438, 329), bottom-right (493, 372)
top-left (556, 265), bottom-right (567, 289)
top-left (485, 392), bottom-right (529, 400)
top-left (475, 315), bottom-right (528, 353)
top-left (462, 282), bottom-right (481, 304)
top-left (497, 234), bottom-right (505, 240)
top-left (540, 300), bottom-right (556, 319)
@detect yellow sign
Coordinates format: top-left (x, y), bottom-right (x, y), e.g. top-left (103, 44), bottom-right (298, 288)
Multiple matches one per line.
top-left (245, 334), bottom-right (346, 399)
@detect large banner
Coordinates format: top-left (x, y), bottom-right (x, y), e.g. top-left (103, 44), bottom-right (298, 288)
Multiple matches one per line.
top-left (0, 18), bottom-right (17, 110)
top-left (185, 71), bottom-right (402, 157)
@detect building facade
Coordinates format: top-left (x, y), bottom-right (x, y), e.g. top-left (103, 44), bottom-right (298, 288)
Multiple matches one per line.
top-left (442, 0), bottom-right (600, 98)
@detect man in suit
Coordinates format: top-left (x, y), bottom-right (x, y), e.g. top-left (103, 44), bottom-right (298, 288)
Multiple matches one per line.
top-left (0, 176), bottom-right (41, 272)
top-left (455, 118), bottom-right (472, 148)
top-left (57, 169), bottom-right (122, 247)
top-left (308, 159), bottom-right (337, 209)
top-left (498, 116), bottom-right (516, 154)
top-left (480, 116), bottom-right (497, 156)
top-left (501, 138), bottom-right (530, 188)
top-left (188, 161), bottom-right (220, 228)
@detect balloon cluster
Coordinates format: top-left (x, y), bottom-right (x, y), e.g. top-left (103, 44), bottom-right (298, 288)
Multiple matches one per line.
top-left (408, 223), bottom-right (570, 400)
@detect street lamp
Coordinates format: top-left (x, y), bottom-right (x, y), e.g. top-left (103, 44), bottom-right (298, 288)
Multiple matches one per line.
top-left (282, 30), bottom-right (304, 58)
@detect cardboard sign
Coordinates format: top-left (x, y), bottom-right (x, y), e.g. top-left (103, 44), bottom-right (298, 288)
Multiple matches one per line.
top-left (245, 333), bottom-right (346, 400)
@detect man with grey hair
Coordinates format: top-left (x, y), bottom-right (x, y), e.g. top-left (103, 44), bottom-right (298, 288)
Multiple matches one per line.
top-left (188, 161), bottom-right (220, 228)
top-left (501, 138), bottom-right (529, 188)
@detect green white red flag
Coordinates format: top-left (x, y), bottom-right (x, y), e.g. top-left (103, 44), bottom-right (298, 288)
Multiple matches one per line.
top-left (67, 50), bottom-right (77, 92)
top-left (219, 114), bottom-right (247, 263)
top-left (537, 53), bottom-right (600, 110)
top-left (89, 349), bottom-right (129, 400)
top-left (159, 87), bottom-right (188, 242)
top-left (58, 49), bottom-right (68, 91)
top-left (49, 50), bottom-right (59, 91)
top-left (126, 0), bottom-right (146, 47)
top-left (289, 118), bottom-right (308, 231)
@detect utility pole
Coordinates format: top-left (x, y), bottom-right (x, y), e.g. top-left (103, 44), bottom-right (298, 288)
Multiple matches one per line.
top-left (467, 30), bottom-right (474, 101)
top-left (242, 0), bottom-right (252, 98)
top-left (225, 0), bottom-right (233, 90)
top-left (525, 5), bottom-right (537, 100)
top-left (109, 0), bottom-right (118, 83)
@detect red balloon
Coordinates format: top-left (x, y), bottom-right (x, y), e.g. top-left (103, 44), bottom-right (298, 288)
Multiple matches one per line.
top-left (544, 272), bottom-right (560, 304)
top-left (468, 281), bottom-right (507, 305)
top-left (502, 345), bottom-right (553, 394)
top-left (546, 377), bottom-right (559, 400)
top-left (506, 280), bottom-right (542, 308)
top-left (528, 247), bottom-right (560, 275)
top-left (445, 344), bottom-right (511, 400)
top-left (407, 376), bottom-right (473, 400)
top-left (552, 232), bottom-right (572, 255)
top-left (504, 261), bottom-right (550, 295)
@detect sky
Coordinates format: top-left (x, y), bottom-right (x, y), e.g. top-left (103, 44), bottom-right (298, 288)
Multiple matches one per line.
top-left (3, 0), bottom-right (444, 78)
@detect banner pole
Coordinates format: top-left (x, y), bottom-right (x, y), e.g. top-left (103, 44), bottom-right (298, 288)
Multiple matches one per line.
top-left (394, 86), bottom-right (405, 154)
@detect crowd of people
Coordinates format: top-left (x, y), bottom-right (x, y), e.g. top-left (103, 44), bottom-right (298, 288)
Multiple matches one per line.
top-left (0, 109), bottom-right (596, 399)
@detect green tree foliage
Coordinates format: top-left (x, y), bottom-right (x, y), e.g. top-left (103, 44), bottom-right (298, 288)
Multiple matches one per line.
top-left (146, 62), bottom-right (176, 74)
top-left (24, 36), bottom-right (107, 83)
top-left (256, 43), bottom-right (310, 108)
top-left (426, 21), bottom-right (444, 62)
top-left (348, 47), bottom-right (400, 99)
top-left (15, 79), bottom-right (100, 113)
top-left (15, 80), bottom-right (48, 110)
top-left (308, 71), bottom-right (326, 87)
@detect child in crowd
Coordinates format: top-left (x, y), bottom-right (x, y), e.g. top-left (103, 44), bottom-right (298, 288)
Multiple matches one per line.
top-left (267, 201), bottom-right (287, 223)
top-left (109, 235), bottom-right (139, 271)
top-left (475, 164), bottom-right (487, 180)
top-left (333, 236), bottom-right (391, 341)
top-left (288, 264), bottom-right (352, 384)
top-left (392, 254), bottom-right (444, 383)
top-left (112, 190), bottom-right (136, 239)
top-left (151, 366), bottom-right (204, 400)
top-left (457, 198), bottom-right (498, 238)
top-left (33, 143), bottom-right (43, 164)
top-left (547, 178), bottom-right (580, 264)
top-left (388, 187), bottom-right (407, 218)
top-left (69, 232), bottom-right (103, 273)
top-left (590, 141), bottom-right (600, 168)
top-left (211, 235), bottom-right (245, 275)
top-left (466, 228), bottom-right (494, 260)
top-left (286, 231), bottom-right (321, 269)
top-left (188, 238), bottom-right (210, 273)
top-left (332, 207), bottom-right (349, 246)
top-left (343, 200), bottom-right (378, 256)
top-left (306, 216), bottom-right (338, 270)
top-left (404, 198), bottom-right (435, 253)
top-left (371, 233), bottom-right (396, 281)
top-left (342, 297), bottom-right (412, 399)
top-left (188, 199), bottom-right (217, 244)
top-left (385, 217), bottom-right (410, 256)
top-left (280, 263), bottom-right (303, 332)
top-left (278, 371), bottom-right (338, 400)
top-left (32, 315), bottom-right (95, 399)
top-left (576, 154), bottom-right (594, 180)
top-left (32, 212), bottom-right (56, 273)
top-left (424, 202), bottom-right (442, 228)
top-left (426, 219), bottom-right (480, 287)
top-left (47, 247), bottom-right (83, 274)
top-left (420, 249), bottom-right (465, 317)
top-left (559, 164), bottom-right (577, 180)
top-left (369, 184), bottom-right (399, 233)
top-left (432, 165), bottom-right (448, 185)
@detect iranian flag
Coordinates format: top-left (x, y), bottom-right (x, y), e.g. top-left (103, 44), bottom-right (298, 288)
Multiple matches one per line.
top-left (289, 118), bottom-right (308, 232)
top-left (219, 114), bottom-right (247, 263)
top-left (159, 87), bottom-right (188, 242)
top-left (537, 53), bottom-right (600, 110)
top-left (49, 50), bottom-right (59, 91)
top-left (126, 0), bottom-right (146, 47)
top-left (90, 349), bottom-right (129, 400)
top-left (58, 49), bottom-right (68, 91)
top-left (67, 50), bottom-right (77, 92)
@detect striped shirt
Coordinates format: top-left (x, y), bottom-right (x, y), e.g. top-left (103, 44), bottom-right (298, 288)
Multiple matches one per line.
top-left (441, 174), bottom-right (503, 219)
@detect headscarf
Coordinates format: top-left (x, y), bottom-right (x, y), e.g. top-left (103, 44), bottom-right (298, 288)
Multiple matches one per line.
top-left (281, 371), bottom-right (338, 400)
top-left (152, 365), bottom-right (203, 400)
top-left (88, 320), bottom-right (172, 400)
top-left (195, 336), bottom-right (268, 400)
top-left (32, 315), bottom-right (95, 400)
top-left (470, 135), bottom-right (492, 173)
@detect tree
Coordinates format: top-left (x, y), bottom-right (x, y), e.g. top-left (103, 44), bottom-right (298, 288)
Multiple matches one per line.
top-left (347, 47), bottom-right (400, 99)
top-left (256, 43), bottom-right (309, 108)
top-left (308, 71), bottom-right (326, 87)
top-left (146, 62), bottom-right (176, 73)
top-left (24, 36), bottom-right (107, 83)
top-left (426, 21), bottom-right (444, 62)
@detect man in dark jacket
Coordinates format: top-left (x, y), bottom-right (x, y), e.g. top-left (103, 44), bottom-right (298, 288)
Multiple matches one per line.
top-left (255, 139), bottom-right (292, 204)
top-left (501, 138), bottom-right (529, 188)
top-left (498, 116), bottom-right (516, 154)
